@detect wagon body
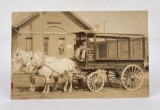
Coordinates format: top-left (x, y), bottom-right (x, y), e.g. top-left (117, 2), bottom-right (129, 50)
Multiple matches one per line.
top-left (72, 31), bottom-right (147, 92)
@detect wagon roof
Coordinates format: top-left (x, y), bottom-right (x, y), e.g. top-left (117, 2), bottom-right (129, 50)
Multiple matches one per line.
top-left (70, 30), bottom-right (147, 38)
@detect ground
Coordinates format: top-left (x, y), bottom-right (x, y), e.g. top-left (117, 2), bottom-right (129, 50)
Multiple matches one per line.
top-left (11, 71), bottom-right (149, 99)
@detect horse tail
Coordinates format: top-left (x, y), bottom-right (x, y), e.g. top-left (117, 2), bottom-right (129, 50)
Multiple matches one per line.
top-left (69, 59), bottom-right (75, 72)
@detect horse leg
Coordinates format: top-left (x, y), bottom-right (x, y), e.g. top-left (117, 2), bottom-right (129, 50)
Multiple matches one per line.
top-left (45, 76), bottom-right (50, 94)
top-left (30, 75), bottom-right (35, 92)
top-left (42, 77), bottom-right (47, 93)
top-left (53, 77), bottom-right (58, 91)
top-left (29, 74), bottom-right (33, 91)
top-left (63, 75), bottom-right (68, 92)
top-left (68, 72), bottom-right (73, 93)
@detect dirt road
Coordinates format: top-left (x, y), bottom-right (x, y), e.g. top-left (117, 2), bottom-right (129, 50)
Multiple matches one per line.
top-left (11, 72), bottom-right (149, 99)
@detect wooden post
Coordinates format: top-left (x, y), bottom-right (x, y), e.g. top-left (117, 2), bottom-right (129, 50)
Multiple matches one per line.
top-left (106, 37), bottom-right (108, 59)
top-left (142, 37), bottom-right (145, 59)
top-left (85, 32), bottom-right (88, 69)
top-left (94, 33), bottom-right (97, 60)
top-left (117, 38), bottom-right (118, 59)
top-left (128, 38), bottom-right (131, 59)
top-left (133, 37), bottom-right (135, 59)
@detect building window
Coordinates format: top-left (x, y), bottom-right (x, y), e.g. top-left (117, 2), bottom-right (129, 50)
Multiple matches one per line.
top-left (44, 37), bottom-right (49, 55)
top-left (59, 37), bottom-right (65, 55)
top-left (25, 37), bottom-right (33, 51)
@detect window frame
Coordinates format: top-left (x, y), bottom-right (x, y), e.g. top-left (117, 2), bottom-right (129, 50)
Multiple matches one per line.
top-left (25, 37), bottom-right (33, 52)
top-left (44, 37), bottom-right (49, 55)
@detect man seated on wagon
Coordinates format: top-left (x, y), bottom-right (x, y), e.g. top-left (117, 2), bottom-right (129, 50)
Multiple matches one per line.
top-left (80, 40), bottom-right (87, 61)
top-left (74, 40), bottom-right (87, 62)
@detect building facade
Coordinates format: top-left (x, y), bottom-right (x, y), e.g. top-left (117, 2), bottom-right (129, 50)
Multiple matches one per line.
top-left (12, 12), bottom-right (92, 58)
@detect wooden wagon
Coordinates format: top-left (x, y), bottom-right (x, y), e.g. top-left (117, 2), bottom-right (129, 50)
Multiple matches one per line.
top-left (72, 30), bottom-right (147, 92)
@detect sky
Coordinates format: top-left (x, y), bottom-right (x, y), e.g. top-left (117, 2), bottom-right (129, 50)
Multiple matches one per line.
top-left (75, 11), bottom-right (148, 34)
top-left (12, 11), bottom-right (148, 35)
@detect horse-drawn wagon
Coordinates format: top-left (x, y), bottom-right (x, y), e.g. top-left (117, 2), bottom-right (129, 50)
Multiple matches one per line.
top-left (72, 30), bottom-right (147, 92)
top-left (12, 30), bottom-right (147, 93)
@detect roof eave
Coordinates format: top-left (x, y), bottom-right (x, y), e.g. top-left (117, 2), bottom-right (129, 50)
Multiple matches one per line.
top-left (70, 12), bottom-right (93, 30)
top-left (13, 12), bottom-right (39, 28)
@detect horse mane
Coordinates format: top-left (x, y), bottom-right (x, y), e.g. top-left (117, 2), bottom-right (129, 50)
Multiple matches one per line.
top-left (20, 49), bottom-right (33, 63)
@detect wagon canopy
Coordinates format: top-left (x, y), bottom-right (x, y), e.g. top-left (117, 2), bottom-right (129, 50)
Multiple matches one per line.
top-left (70, 30), bottom-right (147, 38)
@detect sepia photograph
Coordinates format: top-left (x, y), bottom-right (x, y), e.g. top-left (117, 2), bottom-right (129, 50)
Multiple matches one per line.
top-left (11, 11), bottom-right (149, 99)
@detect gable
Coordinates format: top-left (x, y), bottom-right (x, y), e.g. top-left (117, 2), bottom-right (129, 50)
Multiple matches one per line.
top-left (42, 12), bottom-right (92, 32)
top-left (12, 12), bottom-right (93, 33)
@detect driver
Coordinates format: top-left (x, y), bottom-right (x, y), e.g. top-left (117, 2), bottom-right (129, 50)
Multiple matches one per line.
top-left (74, 39), bottom-right (89, 62)
top-left (80, 40), bottom-right (87, 62)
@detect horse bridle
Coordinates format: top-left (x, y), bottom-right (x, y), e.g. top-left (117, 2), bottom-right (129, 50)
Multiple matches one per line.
top-left (13, 49), bottom-right (21, 62)
top-left (25, 52), bottom-right (43, 71)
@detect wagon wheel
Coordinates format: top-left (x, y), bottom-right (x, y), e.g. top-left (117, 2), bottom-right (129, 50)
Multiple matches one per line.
top-left (121, 65), bottom-right (144, 91)
top-left (106, 69), bottom-right (123, 88)
top-left (87, 72), bottom-right (104, 92)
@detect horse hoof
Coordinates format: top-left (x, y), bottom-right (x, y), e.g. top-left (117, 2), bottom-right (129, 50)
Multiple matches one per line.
top-left (31, 88), bottom-right (35, 92)
top-left (53, 88), bottom-right (57, 92)
top-left (29, 88), bottom-right (32, 91)
top-left (42, 91), bottom-right (46, 94)
top-left (68, 90), bottom-right (72, 93)
top-left (45, 92), bottom-right (49, 94)
top-left (63, 90), bottom-right (67, 92)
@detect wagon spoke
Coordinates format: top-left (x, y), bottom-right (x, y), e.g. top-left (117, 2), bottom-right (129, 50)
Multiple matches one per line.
top-left (135, 78), bottom-right (141, 86)
top-left (135, 69), bottom-right (141, 75)
top-left (96, 82), bottom-right (102, 88)
top-left (117, 78), bottom-right (122, 85)
top-left (128, 67), bottom-right (132, 74)
top-left (133, 67), bottom-right (139, 73)
top-left (131, 66), bottom-right (134, 73)
top-left (113, 78), bottom-right (117, 84)
top-left (108, 75), bottom-right (116, 78)
top-left (97, 76), bottom-right (104, 82)
top-left (135, 79), bottom-right (140, 87)
top-left (97, 79), bottom-right (104, 83)
top-left (125, 70), bottom-right (131, 76)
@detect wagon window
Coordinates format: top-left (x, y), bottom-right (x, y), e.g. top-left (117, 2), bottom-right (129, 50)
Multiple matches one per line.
top-left (118, 39), bottom-right (129, 59)
top-left (107, 39), bottom-right (118, 59)
top-left (96, 36), bottom-right (107, 59)
top-left (25, 37), bottom-right (33, 52)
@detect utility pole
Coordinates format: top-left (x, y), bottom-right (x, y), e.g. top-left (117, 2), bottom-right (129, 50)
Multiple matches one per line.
top-left (101, 20), bottom-right (107, 32)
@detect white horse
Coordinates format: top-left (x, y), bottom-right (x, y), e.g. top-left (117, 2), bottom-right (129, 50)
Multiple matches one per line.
top-left (25, 50), bottom-right (59, 92)
top-left (12, 48), bottom-right (33, 73)
top-left (12, 48), bottom-right (39, 91)
top-left (26, 51), bottom-right (75, 94)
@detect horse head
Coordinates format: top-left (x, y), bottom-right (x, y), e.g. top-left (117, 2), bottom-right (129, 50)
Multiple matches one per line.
top-left (12, 48), bottom-right (22, 64)
top-left (25, 50), bottom-right (45, 74)
top-left (12, 48), bottom-right (33, 73)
